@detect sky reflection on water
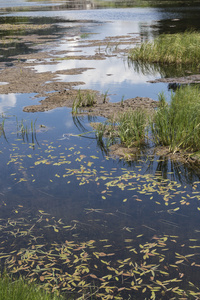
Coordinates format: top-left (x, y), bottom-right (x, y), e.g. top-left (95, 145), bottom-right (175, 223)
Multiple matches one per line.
top-left (1, 2), bottom-right (200, 299)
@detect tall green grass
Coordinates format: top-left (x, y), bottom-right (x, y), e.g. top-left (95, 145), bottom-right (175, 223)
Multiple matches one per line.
top-left (0, 275), bottom-right (62, 300)
top-left (152, 85), bottom-right (200, 153)
top-left (117, 109), bottom-right (147, 147)
top-left (129, 31), bottom-right (200, 66)
top-left (95, 109), bottom-right (147, 148)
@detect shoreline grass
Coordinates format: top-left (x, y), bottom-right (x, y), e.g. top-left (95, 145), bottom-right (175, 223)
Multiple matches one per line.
top-left (129, 31), bottom-right (200, 66)
top-left (0, 275), bottom-right (63, 300)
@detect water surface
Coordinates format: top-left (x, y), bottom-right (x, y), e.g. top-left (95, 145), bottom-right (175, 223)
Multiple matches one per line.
top-left (0, 1), bottom-right (200, 299)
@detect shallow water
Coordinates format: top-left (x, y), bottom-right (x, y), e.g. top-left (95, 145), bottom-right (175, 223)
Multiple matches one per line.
top-left (1, 1), bottom-right (200, 299)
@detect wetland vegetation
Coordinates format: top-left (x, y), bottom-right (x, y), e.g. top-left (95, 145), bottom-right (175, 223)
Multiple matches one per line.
top-left (95, 86), bottom-right (200, 161)
top-left (1, 1), bottom-right (200, 300)
top-left (0, 274), bottom-right (62, 300)
top-left (129, 31), bottom-right (200, 67)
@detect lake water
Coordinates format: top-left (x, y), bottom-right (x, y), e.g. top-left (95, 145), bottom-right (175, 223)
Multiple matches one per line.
top-left (0, 1), bottom-right (200, 299)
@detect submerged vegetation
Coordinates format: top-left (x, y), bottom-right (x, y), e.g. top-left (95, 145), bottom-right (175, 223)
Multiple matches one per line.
top-left (129, 31), bottom-right (200, 67)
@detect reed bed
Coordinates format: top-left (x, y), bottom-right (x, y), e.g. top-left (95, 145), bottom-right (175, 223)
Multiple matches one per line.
top-left (129, 31), bottom-right (200, 66)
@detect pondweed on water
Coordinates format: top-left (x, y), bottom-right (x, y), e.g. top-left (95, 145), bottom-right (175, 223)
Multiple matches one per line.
top-left (129, 31), bottom-right (200, 67)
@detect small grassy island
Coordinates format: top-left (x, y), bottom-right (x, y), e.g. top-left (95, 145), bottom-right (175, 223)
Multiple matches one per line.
top-left (95, 85), bottom-right (200, 161)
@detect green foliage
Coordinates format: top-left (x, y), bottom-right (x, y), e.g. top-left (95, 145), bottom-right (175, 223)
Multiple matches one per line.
top-left (72, 90), bottom-right (96, 115)
top-left (95, 109), bottom-right (147, 148)
top-left (117, 109), bottom-right (147, 147)
top-left (102, 90), bottom-right (109, 104)
top-left (129, 31), bottom-right (200, 67)
top-left (152, 85), bottom-right (200, 153)
top-left (0, 274), bottom-right (62, 300)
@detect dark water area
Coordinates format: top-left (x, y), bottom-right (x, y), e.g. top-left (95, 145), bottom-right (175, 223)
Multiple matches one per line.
top-left (0, 1), bottom-right (200, 299)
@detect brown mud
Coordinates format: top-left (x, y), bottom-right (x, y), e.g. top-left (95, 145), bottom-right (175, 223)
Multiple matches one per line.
top-left (148, 74), bottom-right (200, 84)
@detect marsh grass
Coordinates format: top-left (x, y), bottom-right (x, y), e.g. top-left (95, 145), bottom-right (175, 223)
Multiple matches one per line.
top-left (129, 31), bottom-right (200, 66)
top-left (0, 275), bottom-right (62, 300)
top-left (95, 109), bottom-right (147, 148)
top-left (117, 109), bottom-right (148, 147)
top-left (72, 90), bottom-right (96, 114)
top-left (152, 86), bottom-right (200, 153)
top-left (95, 86), bottom-right (200, 156)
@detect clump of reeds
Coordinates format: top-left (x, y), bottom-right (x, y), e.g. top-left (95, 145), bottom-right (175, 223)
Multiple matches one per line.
top-left (117, 109), bottom-right (147, 147)
top-left (0, 274), bottom-right (62, 300)
top-left (129, 31), bottom-right (200, 66)
top-left (72, 90), bottom-right (96, 114)
top-left (95, 109), bottom-right (147, 148)
top-left (151, 85), bottom-right (200, 153)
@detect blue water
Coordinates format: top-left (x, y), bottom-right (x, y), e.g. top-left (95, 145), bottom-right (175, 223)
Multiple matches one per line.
top-left (1, 1), bottom-right (200, 299)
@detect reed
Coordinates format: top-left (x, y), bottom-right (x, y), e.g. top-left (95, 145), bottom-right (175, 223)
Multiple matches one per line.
top-left (129, 31), bottom-right (200, 66)
top-left (151, 85), bottom-right (200, 153)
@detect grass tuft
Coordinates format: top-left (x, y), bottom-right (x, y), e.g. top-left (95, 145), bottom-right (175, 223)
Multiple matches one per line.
top-left (117, 109), bottom-right (147, 147)
top-left (95, 109), bottom-right (148, 148)
top-left (152, 85), bottom-right (200, 153)
top-left (72, 90), bottom-right (96, 115)
top-left (129, 31), bottom-right (200, 67)
top-left (0, 274), bottom-right (62, 300)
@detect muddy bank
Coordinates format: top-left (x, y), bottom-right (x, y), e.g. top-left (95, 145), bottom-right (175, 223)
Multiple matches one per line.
top-left (23, 88), bottom-right (157, 118)
top-left (0, 65), bottom-right (90, 95)
top-left (148, 74), bottom-right (200, 84)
